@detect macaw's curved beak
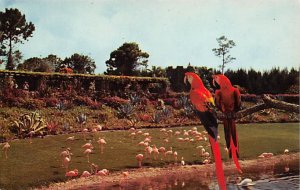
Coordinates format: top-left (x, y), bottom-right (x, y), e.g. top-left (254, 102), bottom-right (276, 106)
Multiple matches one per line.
top-left (212, 75), bottom-right (216, 87)
top-left (184, 76), bottom-right (187, 85)
top-left (212, 75), bottom-right (220, 89)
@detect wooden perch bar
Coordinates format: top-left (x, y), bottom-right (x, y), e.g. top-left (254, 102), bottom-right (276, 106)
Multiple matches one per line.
top-left (216, 94), bottom-right (299, 120)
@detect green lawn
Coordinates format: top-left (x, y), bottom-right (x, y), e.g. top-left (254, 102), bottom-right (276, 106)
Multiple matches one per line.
top-left (0, 123), bottom-right (299, 189)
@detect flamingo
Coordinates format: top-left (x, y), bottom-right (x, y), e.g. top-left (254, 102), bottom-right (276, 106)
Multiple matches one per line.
top-left (258, 152), bottom-right (273, 158)
top-left (81, 171), bottom-right (91, 177)
top-left (177, 137), bottom-right (184, 142)
top-left (129, 127), bottom-right (135, 133)
top-left (2, 142), bottom-right (10, 159)
top-left (92, 128), bottom-right (98, 140)
top-left (82, 128), bottom-right (88, 141)
top-left (82, 140), bottom-right (93, 149)
top-left (65, 169), bottom-right (79, 178)
top-left (28, 131), bottom-right (35, 144)
top-left (181, 157), bottom-right (185, 166)
top-left (95, 124), bottom-right (103, 131)
top-left (84, 148), bottom-right (93, 163)
top-left (97, 137), bottom-right (107, 154)
top-left (196, 146), bottom-right (204, 156)
top-left (60, 148), bottom-right (72, 166)
top-left (129, 132), bottom-right (136, 141)
top-left (284, 149), bottom-right (289, 154)
top-left (96, 169), bottom-right (109, 176)
top-left (138, 141), bottom-right (146, 147)
top-left (136, 154), bottom-right (144, 167)
top-left (152, 145), bottom-right (159, 160)
top-left (145, 146), bottom-right (153, 160)
top-left (66, 136), bottom-right (75, 141)
top-left (165, 147), bottom-right (173, 161)
top-left (60, 148), bottom-right (71, 158)
top-left (284, 149), bottom-right (290, 172)
top-left (203, 159), bottom-right (210, 164)
top-left (183, 130), bottom-right (189, 136)
top-left (224, 147), bottom-right (229, 153)
top-left (203, 152), bottom-right (210, 158)
top-left (158, 147), bottom-right (166, 160)
top-left (163, 138), bottom-right (169, 145)
top-left (160, 128), bottom-right (166, 133)
top-left (173, 151), bottom-right (178, 163)
top-left (144, 137), bottom-right (151, 143)
top-left (143, 132), bottom-right (150, 137)
top-left (63, 156), bottom-right (71, 171)
top-left (167, 130), bottom-right (173, 136)
top-left (122, 171), bottom-right (129, 179)
top-left (195, 135), bottom-right (203, 141)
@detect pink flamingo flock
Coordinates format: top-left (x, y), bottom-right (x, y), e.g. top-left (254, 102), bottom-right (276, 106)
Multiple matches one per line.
top-left (1, 124), bottom-right (289, 185)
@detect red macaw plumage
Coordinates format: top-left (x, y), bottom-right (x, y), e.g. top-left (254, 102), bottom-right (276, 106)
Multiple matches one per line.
top-left (212, 74), bottom-right (242, 174)
top-left (184, 72), bottom-right (226, 190)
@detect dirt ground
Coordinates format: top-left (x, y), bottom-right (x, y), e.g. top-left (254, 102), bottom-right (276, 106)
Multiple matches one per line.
top-left (37, 152), bottom-right (299, 190)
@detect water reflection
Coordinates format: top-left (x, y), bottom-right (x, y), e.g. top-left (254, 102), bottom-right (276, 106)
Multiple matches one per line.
top-left (73, 159), bottom-right (299, 190)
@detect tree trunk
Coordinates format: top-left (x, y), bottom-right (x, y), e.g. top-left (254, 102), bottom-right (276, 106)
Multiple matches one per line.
top-left (221, 52), bottom-right (225, 74)
top-left (6, 38), bottom-right (14, 70)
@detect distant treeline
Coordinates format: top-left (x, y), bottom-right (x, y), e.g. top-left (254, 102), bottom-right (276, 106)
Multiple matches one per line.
top-left (223, 67), bottom-right (299, 94)
top-left (165, 66), bottom-right (299, 94)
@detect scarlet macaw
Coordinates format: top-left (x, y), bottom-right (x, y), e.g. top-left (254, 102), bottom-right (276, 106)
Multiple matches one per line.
top-left (184, 72), bottom-right (226, 190)
top-left (212, 74), bottom-right (242, 173)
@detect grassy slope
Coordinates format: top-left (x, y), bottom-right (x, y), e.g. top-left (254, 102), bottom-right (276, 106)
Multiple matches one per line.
top-left (0, 123), bottom-right (299, 189)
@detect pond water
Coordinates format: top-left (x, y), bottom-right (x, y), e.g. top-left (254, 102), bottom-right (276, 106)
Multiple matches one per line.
top-left (81, 158), bottom-right (299, 190)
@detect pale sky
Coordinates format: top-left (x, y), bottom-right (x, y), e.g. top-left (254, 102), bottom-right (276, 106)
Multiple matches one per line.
top-left (1, 0), bottom-right (300, 74)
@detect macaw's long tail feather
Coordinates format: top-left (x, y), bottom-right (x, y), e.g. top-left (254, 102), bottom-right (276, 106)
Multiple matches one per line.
top-left (223, 119), bottom-right (239, 158)
top-left (224, 119), bottom-right (242, 173)
top-left (209, 136), bottom-right (226, 190)
top-left (230, 137), bottom-right (242, 174)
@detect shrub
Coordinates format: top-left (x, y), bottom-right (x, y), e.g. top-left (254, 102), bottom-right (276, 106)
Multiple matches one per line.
top-left (89, 101), bottom-right (102, 110)
top-left (22, 99), bottom-right (44, 110)
top-left (76, 113), bottom-right (87, 125)
top-left (162, 98), bottom-right (177, 107)
top-left (46, 121), bottom-right (59, 135)
top-left (117, 103), bottom-right (135, 119)
top-left (152, 112), bottom-right (163, 123)
top-left (102, 96), bottom-right (129, 109)
top-left (162, 107), bottom-right (172, 117)
top-left (2, 96), bottom-right (25, 107)
top-left (12, 89), bottom-right (28, 98)
top-left (129, 94), bottom-right (141, 105)
top-left (73, 96), bottom-right (94, 106)
top-left (44, 97), bottom-right (59, 107)
top-left (9, 112), bottom-right (47, 138)
top-left (139, 113), bottom-right (152, 122)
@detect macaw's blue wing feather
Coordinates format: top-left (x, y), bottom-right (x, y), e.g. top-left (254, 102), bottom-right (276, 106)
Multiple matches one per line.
top-left (195, 110), bottom-right (218, 140)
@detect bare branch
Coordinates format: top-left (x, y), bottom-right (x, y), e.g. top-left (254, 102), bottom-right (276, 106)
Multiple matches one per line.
top-left (216, 94), bottom-right (299, 120)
